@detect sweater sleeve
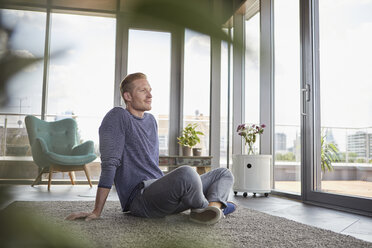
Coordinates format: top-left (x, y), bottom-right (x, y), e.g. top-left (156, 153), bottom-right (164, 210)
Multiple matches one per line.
top-left (98, 109), bottom-right (125, 189)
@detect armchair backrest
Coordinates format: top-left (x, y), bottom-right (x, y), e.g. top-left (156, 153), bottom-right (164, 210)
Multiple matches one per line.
top-left (25, 115), bottom-right (78, 155)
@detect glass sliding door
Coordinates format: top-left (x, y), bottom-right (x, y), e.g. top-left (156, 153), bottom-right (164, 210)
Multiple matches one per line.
top-left (317, 0), bottom-right (372, 200)
top-left (273, 0), bottom-right (301, 195)
top-left (127, 29), bottom-right (171, 156)
top-left (302, 0), bottom-right (372, 214)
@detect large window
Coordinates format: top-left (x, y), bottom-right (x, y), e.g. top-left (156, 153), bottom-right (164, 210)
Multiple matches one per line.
top-left (0, 9), bottom-right (46, 157)
top-left (0, 9), bottom-right (116, 182)
top-left (273, 0), bottom-right (301, 194)
top-left (127, 29), bottom-right (171, 155)
top-left (244, 12), bottom-right (260, 154)
top-left (317, 0), bottom-right (372, 199)
top-left (47, 13), bottom-right (116, 156)
top-left (183, 29), bottom-right (211, 155)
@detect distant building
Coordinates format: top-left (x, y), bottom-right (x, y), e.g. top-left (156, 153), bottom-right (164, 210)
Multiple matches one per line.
top-left (324, 129), bottom-right (336, 145)
top-left (369, 133), bottom-right (372, 159)
top-left (347, 131), bottom-right (369, 158)
top-left (294, 132), bottom-right (301, 162)
top-left (275, 133), bottom-right (286, 152)
top-left (54, 110), bottom-right (75, 121)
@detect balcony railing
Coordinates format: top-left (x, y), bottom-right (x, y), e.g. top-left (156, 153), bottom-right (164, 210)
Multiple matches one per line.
top-left (275, 124), bottom-right (372, 164)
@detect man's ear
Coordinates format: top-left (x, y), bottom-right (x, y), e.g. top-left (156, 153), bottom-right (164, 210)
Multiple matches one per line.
top-left (123, 92), bottom-right (132, 102)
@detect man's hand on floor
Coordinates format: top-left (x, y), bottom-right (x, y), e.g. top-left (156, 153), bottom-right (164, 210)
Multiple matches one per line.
top-left (65, 188), bottom-right (108, 221)
top-left (65, 212), bottom-right (99, 221)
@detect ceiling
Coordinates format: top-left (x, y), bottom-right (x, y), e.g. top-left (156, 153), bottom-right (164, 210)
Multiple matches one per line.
top-left (0, 0), bottom-right (246, 23)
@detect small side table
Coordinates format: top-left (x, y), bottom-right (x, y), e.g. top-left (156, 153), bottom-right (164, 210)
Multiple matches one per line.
top-left (232, 154), bottom-right (272, 197)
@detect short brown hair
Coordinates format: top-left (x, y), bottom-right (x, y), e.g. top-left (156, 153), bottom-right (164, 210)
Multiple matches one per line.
top-left (120, 72), bottom-right (147, 101)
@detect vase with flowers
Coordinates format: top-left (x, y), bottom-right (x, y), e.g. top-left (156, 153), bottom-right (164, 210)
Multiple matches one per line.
top-left (236, 123), bottom-right (266, 155)
top-left (232, 123), bottom-right (271, 197)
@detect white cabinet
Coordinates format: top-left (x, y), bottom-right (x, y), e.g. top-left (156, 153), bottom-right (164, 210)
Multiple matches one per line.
top-left (232, 154), bottom-right (272, 197)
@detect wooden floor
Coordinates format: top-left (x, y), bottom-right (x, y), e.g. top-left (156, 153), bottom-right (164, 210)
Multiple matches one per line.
top-left (275, 180), bottom-right (372, 198)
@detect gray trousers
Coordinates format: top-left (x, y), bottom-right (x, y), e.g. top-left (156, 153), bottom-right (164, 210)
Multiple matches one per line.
top-left (128, 166), bottom-right (234, 218)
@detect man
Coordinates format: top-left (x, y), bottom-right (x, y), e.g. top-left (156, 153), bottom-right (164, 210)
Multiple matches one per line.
top-left (66, 72), bottom-right (236, 224)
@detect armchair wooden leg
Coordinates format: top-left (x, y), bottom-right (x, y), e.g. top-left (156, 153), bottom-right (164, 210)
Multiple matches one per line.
top-left (68, 172), bottom-right (76, 185)
top-left (32, 168), bottom-right (46, 187)
top-left (83, 165), bottom-right (92, 188)
top-left (48, 166), bottom-right (53, 191)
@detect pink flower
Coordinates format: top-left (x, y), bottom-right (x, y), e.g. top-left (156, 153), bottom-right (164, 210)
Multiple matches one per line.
top-left (237, 123), bottom-right (265, 147)
top-left (236, 124), bottom-right (245, 132)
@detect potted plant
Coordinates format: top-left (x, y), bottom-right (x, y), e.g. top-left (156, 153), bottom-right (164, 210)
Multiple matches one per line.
top-left (321, 131), bottom-right (340, 173)
top-left (177, 123), bottom-right (204, 156)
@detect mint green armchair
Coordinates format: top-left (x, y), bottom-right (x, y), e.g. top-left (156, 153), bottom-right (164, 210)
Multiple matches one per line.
top-left (25, 115), bottom-right (96, 190)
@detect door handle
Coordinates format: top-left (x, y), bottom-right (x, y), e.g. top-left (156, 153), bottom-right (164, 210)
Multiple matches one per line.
top-left (301, 83), bottom-right (310, 116)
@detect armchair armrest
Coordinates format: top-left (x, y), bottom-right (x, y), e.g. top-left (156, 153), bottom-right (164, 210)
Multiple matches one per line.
top-left (29, 137), bottom-right (52, 168)
top-left (35, 137), bottom-right (49, 153)
top-left (72, 141), bottom-right (95, 156)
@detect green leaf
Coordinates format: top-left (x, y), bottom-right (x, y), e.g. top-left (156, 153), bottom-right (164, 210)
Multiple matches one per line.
top-left (178, 123), bottom-right (204, 147)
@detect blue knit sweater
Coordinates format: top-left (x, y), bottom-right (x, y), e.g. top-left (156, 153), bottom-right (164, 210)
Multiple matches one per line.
top-left (97, 107), bottom-right (164, 211)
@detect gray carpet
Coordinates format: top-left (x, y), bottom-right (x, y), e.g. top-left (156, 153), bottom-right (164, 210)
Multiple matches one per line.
top-left (3, 201), bottom-right (372, 248)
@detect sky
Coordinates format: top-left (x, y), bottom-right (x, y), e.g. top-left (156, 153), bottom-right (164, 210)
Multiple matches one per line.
top-left (274, 0), bottom-right (372, 129)
top-left (273, 0), bottom-right (372, 151)
top-left (273, 1), bottom-right (302, 149)
top-left (319, 0), bottom-right (372, 128)
top-left (0, 9), bottom-right (212, 144)
top-left (1, 10), bottom-right (46, 115)
top-left (1, 10), bottom-right (116, 143)
top-left (127, 29), bottom-right (171, 118)
top-left (245, 13), bottom-right (260, 125)
top-left (127, 28), bottom-right (212, 118)
top-left (183, 29), bottom-right (211, 117)
top-left (1, 1), bottom-right (371, 149)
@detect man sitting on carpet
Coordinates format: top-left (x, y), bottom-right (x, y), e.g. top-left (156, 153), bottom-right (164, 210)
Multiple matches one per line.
top-left (66, 72), bottom-right (236, 225)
